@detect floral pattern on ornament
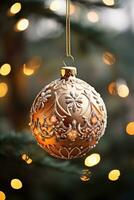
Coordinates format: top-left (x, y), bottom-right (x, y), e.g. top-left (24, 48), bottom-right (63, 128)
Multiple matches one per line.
top-left (65, 91), bottom-right (83, 112)
top-left (35, 89), bottom-right (51, 111)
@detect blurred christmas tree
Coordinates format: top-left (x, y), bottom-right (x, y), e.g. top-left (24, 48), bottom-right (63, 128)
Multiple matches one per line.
top-left (0, 0), bottom-right (134, 200)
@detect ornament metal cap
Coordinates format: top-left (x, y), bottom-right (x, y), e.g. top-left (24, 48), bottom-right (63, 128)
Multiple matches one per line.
top-left (60, 66), bottom-right (77, 78)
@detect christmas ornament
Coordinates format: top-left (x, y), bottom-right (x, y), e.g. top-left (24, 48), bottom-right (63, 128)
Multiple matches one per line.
top-left (29, 0), bottom-right (107, 159)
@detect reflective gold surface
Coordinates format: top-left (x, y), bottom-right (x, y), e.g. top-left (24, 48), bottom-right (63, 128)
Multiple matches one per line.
top-left (30, 67), bottom-right (107, 159)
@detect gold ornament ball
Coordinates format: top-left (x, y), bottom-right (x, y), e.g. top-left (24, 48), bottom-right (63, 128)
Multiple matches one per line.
top-left (30, 67), bottom-right (107, 159)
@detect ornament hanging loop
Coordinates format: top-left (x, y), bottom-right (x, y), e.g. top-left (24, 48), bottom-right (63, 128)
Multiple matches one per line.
top-left (63, 0), bottom-right (75, 67)
top-left (63, 55), bottom-right (75, 67)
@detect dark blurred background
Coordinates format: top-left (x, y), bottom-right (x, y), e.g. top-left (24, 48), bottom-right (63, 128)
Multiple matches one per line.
top-left (0, 0), bottom-right (134, 200)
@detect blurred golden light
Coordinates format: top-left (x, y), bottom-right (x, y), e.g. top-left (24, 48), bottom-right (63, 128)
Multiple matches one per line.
top-left (27, 56), bottom-right (41, 69)
top-left (108, 169), bottom-right (120, 181)
top-left (103, 0), bottom-right (115, 6)
top-left (126, 122), bottom-right (134, 135)
top-left (9, 2), bottom-right (21, 15)
top-left (80, 169), bottom-right (91, 182)
top-left (117, 84), bottom-right (129, 98)
top-left (87, 11), bottom-right (99, 23)
top-left (11, 179), bottom-right (23, 190)
top-left (80, 175), bottom-right (90, 182)
top-left (0, 82), bottom-right (8, 98)
top-left (22, 153), bottom-right (28, 161)
top-left (50, 0), bottom-right (75, 15)
top-left (15, 18), bottom-right (29, 32)
top-left (0, 191), bottom-right (6, 200)
top-left (23, 57), bottom-right (41, 76)
top-left (22, 153), bottom-right (33, 164)
top-left (26, 158), bottom-right (33, 164)
top-left (103, 51), bottom-right (116, 65)
top-left (70, 4), bottom-right (76, 15)
top-left (108, 82), bottom-right (117, 95)
top-left (23, 64), bottom-right (34, 76)
top-left (84, 153), bottom-right (101, 167)
top-left (0, 63), bottom-right (11, 76)
top-left (50, 0), bottom-right (61, 11)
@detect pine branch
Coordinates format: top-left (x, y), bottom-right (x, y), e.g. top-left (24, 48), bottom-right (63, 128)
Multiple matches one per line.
top-left (0, 129), bottom-right (134, 180)
top-left (0, 131), bottom-right (83, 176)
top-left (21, 5), bottom-right (113, 50)
top-left (72, 0), bottom-right (120, 8)
top-left (21, 0), bottom-right (121, 8)
top-left (0, 0), bottom-right (120, 50)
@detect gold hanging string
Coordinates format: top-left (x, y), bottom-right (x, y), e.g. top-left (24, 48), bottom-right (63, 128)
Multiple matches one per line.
top-left (66, 0), bottom-right (71, 57)
top-left (63, 0), bottom-right (75, 66)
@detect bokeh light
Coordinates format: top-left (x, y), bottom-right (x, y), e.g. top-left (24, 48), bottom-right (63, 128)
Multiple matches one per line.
top-left (15, 18), bottom-right (29, 32)
top-left (9, 2), bottom-right (21, 15)
top-left (126, 122), bottom-right (134, 135)
top-left (103, 0), bottom-right (115, 6)
top-left (11, 179), bottom-right (23, 189)
top-left (70, 4), bottom-right (76, 15)
top-left (50, 0), bottom-right (61, 12)
top-left (108, 81), bottom-right (117, 95)
top-left (0, 191), bottom-right (6, 200)
top-left (22, 153), bottom-right (33, 164)
top-left (108, 169), bottom-right (120, 181)
top-left (80, 175), bottom-right (90, 182)
top-left (0, 63), bottom-right (11, 76)
top-left (103, 51), bottom-right (116, 66)
top-left (23, 57), bottom-right (41, 76)
top-left (0, 82), bottom-right (8, 98)
top-left (87, 11), bottom-right (99, 23)
top-left (50, 0), bottom-right (75, 15)
top-left (26, 56), bottom-right (41, 69)
top-left (117, 84), bottom-right (129, 98)
top-left (23, 64), bottom-right (34, 76)
top-left (84, 153), bottom-right (101, 167)
top-left (80, 169), bottom-right (91, 182)
top-left (22, 153), bottom-right (29, 160)
top-left (26, 158), bottom-right (33, 164)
